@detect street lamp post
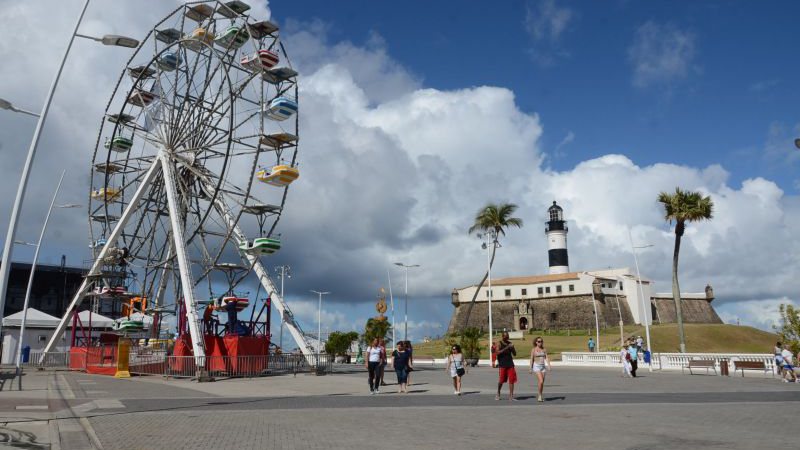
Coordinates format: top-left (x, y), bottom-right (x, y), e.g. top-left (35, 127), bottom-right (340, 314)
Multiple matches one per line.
top-left (0, 0), bottom-right (139, 340)
top-left (479, 231), bottom-right (498, 351)
top-left (629, 228), bottom-right (654, 371)
top-left (583, 272), bottom-right (601, 350)
top-left (614, 277), bottom-right (626, 347)
top-left (394, 262), bottom-right (419, 342)
top-left (0, 99), bottom-right (40, 118)
top-left (14, 171), bottom-right (80, 377)
top-left (274, 265), bottom-right (291, 349)
top-left (310, 290), bottom-right (330, 357)
top-left (387, 269), bottom-right (395, 346)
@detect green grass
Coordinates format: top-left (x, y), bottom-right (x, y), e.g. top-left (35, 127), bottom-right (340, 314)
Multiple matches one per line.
top-left (414, 324), bottom-right (778, 360)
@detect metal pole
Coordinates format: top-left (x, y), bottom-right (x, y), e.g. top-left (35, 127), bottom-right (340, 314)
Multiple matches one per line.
top-left (404, 266), bottom-right (408, 341)
top-left (629, 228), bottom-right (653, 372)
top-left (588, 277), bottom-right (600, 350)
top-left (15, 171), bottom-right (66, 377)
top-left (0, 0), bottom-right (91, 341)
top-left (387, 269), bottom-right (395, 346)
top-left (317, 292), bottom-right (321, 353)
top-left (614, 279), bottom-right (624, 348)
top-left (279, 267), bottom-right (285, 349)
top-left (487, 232), bottom-right (494, 352)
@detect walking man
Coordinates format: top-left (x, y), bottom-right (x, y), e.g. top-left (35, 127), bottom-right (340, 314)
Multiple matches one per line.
top-left (588, 337), bottom-right (595, 353)
top-left (495, 332), bottom-right (517, 401)
top-left (627, 340), bottom-right (639, 377)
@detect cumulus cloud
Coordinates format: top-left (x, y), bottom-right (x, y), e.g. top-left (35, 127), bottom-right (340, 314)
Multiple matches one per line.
top-left (2, 1), bottom-right (798, 345)
top-left (628, 21), bottom-right (697, 88)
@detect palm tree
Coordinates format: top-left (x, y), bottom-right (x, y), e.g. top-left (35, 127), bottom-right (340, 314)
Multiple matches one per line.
top-left (657, 188), bottom-right (714, 353)
top-left (461, 203), bottom-right (523, 328)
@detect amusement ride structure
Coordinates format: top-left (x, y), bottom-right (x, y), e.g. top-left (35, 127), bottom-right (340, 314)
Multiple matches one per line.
top-left (41, 0), bottom-right (315, 372)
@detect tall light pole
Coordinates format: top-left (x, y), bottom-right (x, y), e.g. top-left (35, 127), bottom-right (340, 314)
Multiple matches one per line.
top-left (387, 269), bottom-right (395, 346)
top-left (479, 231), bottom-right (499, 350)
top-left (274, 265), bottom-right (291, 349)
top-left (310, 290), bottom-right (329, 355)
top-left (614, 276), bottom-right (626, 347)
top-left (583, 272), bottom-right (601, 350)
top-left (629, 228), bottom-right (654, 371)
top-left (0, 0), bottom-right (139, 340)
top-left (15, 171), bottom-right (80, 377)
top-left (394, 262), bottom-right (419, 341)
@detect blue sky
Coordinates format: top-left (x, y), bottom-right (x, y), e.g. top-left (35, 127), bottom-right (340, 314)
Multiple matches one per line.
top-left (275, 0), bottom-right (800, 190)
top-left (2, 0), bottom-right (800, 345)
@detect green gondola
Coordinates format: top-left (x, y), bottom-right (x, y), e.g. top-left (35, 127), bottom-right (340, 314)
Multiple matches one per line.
top-left (104, 136), bottom-right (133, 152)
top-left (251, 237), bottom-right (281, 254)
top-left (214, 26), bottom-right (249, 50)
top-left (118, 319), bottom-right (144, 332)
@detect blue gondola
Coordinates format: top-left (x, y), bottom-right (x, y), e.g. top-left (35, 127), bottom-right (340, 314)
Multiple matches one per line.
top-left (157, 52), bottom-right (181, 71)
top-left (264, 97), bottom-right (297, 121)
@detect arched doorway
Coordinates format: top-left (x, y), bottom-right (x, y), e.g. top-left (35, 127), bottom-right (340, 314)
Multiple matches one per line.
top-left (519, 317), bottom-right (528, 330)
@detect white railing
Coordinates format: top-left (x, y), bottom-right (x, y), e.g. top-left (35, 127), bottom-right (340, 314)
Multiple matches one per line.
top-left (561, 352), bottom-right (776, 374)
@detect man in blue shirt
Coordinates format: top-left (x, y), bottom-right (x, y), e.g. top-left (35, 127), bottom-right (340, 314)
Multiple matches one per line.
top-left (628, 341), bottom-right (639, 377)
top-left (588, 337), bottom-right (595, 353)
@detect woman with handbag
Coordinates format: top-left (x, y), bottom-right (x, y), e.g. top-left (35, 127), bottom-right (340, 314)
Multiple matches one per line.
top-left (446, 344), bottom-right (466, 395)
top-left (391, 341), bottom-right (411, 393)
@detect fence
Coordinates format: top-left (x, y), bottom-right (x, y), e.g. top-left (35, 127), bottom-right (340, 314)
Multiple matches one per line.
top-left (22, 351), bottom-right (71, 368)
top-left (128, 353), bottom-right (334, 378)
top-left (561, 352), bottom-right (776, 374)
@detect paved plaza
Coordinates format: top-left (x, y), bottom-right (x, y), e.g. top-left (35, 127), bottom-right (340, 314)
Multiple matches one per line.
top-left (1, 365), bottom-right (798, 449)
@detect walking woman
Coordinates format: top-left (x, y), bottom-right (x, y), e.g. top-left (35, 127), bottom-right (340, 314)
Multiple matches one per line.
top-left (528, 337), bottom-right (552, 402)
top-left (446, 344), bottom-right (466, 395)
top-left (365, 338), bottom-right (384, 394)
top-left (403, 340), bottom-right (414, 386)
top-left (391, 341), bottom-right (412, 393)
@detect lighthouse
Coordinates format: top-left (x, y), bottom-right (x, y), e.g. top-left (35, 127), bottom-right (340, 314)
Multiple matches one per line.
top-left (545, 201), bottom-right (569, 274)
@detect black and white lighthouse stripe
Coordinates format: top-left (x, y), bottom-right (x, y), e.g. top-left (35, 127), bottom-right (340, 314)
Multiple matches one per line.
top-left (545, 201), bottom-right (569, 275)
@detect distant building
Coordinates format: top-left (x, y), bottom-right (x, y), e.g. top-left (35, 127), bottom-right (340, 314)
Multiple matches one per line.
top-left (448, 202), bottom-right (722, 333)
top-left (1, 260), bottom-right (84, 318)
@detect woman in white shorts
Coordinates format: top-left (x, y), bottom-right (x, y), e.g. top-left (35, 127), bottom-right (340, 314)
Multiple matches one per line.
top-left (529, 337), bottom-right (552, 402)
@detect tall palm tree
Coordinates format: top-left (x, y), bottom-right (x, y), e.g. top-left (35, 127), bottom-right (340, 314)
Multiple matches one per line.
top-left (657, 188), bottom-right (714, 353)
top-left (461, 203), bottom-right (523, 328)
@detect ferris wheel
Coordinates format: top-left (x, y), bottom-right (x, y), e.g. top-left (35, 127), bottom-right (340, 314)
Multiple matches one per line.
top-left (44, 0), bottom-right (315, 362)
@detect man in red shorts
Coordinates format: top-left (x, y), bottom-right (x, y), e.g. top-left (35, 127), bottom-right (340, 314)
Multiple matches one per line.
top-left (495, 332), bottom-right (517, 401)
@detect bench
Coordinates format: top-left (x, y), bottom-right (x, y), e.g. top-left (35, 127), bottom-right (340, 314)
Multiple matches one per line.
top-left (734, 360), bottom-right (771, 377)
top-left (682, 359), bottom-right (717, 375)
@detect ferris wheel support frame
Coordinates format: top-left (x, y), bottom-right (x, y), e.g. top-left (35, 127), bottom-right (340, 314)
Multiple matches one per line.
top-left (159, 153), bottom-right (207, 363)
top-left (41, 158), bottom-right (163, 360)
top-left (211, 191), bottom-right (316, 363)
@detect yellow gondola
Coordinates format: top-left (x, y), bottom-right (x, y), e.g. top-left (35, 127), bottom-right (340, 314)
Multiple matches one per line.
top-left (256, 165), bottom-right (299, 187)
top-left (91, 187), bottom-right (121, 202)
top-left (185, 27), bottom-right (215, 51)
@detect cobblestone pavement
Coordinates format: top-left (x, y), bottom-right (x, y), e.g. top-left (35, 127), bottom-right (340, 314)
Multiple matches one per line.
top-left (2, 366), bottom-right (799, 449)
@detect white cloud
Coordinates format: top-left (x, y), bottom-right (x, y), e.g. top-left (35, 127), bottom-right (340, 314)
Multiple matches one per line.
top-left (524, 0), bottom-right (574, 66)
top-left (717, 298), bottom-right (798, 331)
top-left (2, 2), bottom-right (798, 347)
top-left (628, 21), bottom-right (697, 88)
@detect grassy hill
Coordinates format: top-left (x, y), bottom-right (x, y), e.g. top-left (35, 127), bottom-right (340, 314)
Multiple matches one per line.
top-left (413, 324), bottom-right (777, 360)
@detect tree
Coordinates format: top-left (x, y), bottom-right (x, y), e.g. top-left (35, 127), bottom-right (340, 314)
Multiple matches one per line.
top-left (657, 187), bottom-right (714, 353)
top-left (461, 203), bottom-right (523, 328)
top-left (362, 317), bottom-right (392, 344)
top-left (775, 304), bottom-right (800, 355)
top-left (325, 331), bottom-right (359, 356)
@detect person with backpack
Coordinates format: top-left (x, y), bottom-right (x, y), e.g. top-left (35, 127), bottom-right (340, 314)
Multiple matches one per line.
top-left (446, 344), bottom-right (466, 395)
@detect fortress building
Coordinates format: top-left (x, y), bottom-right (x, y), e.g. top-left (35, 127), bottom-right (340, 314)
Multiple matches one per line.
top-left (447, 202), bottom-right (722, 333)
